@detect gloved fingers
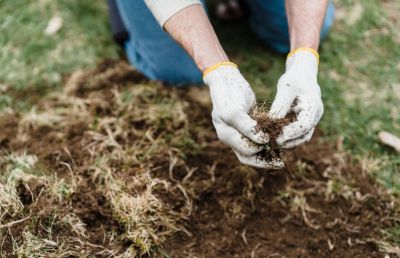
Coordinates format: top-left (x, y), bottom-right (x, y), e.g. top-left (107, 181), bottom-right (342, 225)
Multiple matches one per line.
top-left (276, 98), bottom-right (319, 145)
top-left (292, 100), bottom-right (302, 113)
top-left (233, 149), bottom-right (285, 170)
top-left (297, 97), bottom-right (323, 123)
top-left (280, 127), bottom-right (315, 149)
top-left (215, 122), bottom-right (263, 156)
top-left (316, 102), bottom-right (324, 121)
top-left (268, 83), bottom-right (296, 119)
top-left (227, 112), bottom-right (269, 144)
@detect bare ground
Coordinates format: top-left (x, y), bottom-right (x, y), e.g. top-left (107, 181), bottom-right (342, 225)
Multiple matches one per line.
top-left (0, 61), bottom-right (398, 257)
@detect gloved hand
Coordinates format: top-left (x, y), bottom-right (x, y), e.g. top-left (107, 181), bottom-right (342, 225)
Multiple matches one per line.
top-left (203, 62), bottom-right (284, 169)
top-left (269, 48), bottom-right (323, 149)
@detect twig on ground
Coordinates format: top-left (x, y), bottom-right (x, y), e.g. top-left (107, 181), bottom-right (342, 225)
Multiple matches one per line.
top-left (0, 214), bottom-right (31, 229)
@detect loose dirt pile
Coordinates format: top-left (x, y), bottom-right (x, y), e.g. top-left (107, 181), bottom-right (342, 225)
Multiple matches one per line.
top-left (251, 104), bottom-right (295, 147)
top-left (250, 104), bottom-right (296, 164)
top-left (0, 61), bottom-right (399, 257)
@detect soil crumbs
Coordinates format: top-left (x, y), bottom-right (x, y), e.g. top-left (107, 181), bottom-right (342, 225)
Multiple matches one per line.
top-left (0, 61), bottom-right (399, 258)
top-left (250, 104), bottom-right (295, 147)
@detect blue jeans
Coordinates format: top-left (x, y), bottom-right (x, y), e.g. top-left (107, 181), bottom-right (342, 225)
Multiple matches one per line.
top-left (116, 0), bottom-right (335, 85)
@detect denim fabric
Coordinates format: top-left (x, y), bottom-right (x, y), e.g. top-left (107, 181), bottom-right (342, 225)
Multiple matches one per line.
top-left (247, 0), bottom-right (335, 53)
top-left (116, 0), bottom-right (204, 85)
top-left (116, 0), bottom-right (335, 85)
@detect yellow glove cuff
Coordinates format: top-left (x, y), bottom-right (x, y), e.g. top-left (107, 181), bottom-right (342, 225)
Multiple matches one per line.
top-left (203, 61), bottom-right (238, 79)
top-left (287, 47), bottom-right (319, 64)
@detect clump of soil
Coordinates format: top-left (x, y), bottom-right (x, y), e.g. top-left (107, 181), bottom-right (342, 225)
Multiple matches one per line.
top-left (250, 104), bottom-right (297, 164)
top-left (251, 103), bottom-right (296, 147)
top-left (0, 61), bottom-right (398, 257)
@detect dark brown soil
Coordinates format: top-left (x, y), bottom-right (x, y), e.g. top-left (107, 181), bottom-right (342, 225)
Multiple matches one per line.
top-left (251, 104), bottom-right (296, 147)
top-left (0, 61), bottom-right (398, 257)
top-left (163, 134), bottom-right (396, 258)
top-left (250, 104), bottom-right (296, 164)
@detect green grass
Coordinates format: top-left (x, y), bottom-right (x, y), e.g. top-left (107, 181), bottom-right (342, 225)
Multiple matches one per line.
top-left (0, 0), bottom-right (119, 109)
top-left (1, 0), bottom-right (399, 188)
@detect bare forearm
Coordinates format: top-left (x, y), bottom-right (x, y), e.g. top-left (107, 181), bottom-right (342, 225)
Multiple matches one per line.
top-left (164, 5), bottom-right (228, 71)
top-left (285, 0), bottom-right (329, 51)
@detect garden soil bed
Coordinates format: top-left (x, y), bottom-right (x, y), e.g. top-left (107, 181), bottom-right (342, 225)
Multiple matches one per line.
top-left (0, 61), bottom-right (398, 257)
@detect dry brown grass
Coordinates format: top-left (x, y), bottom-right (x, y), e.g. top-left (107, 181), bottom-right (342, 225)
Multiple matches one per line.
top-left (0, 61), bottom-right (399, 257)
top-left (0, 62), bottom-right (197, 257)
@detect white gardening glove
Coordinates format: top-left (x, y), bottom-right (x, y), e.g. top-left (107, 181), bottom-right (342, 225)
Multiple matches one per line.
top-left (269, 49), bottom-right (323, 149)
top-left (203, 62), bottom-right (284, 169)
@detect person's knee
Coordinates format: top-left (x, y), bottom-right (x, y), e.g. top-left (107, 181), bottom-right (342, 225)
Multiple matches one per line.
top-left (151, 65), bottom-right (203, 86)
top-left (124, 40), bottom-right (203, 85)
top-left (115, 0), bottom-right (203, 86)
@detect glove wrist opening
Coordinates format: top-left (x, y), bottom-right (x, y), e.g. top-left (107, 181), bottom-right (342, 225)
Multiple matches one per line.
top-left (202, 61), bottom-right (238, 79)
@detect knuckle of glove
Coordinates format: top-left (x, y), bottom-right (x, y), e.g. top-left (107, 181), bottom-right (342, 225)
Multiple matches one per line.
top-left (318, 103), bottom-right (324, 120)
top-left (211, 115), bottom-right (226, 136)
top-left (294, 131), bottom-right (314, 147)
top-left (277, 73), bottom-right (291, 89)
top-left (308, 96), bottom-right (324, 125)
top-left (214, 127), bottom-right (227, 143)
top-left (246, 94), bottom-right (256, 109)
top-left (235, 145), bottom-right (257, 156)
top-left (211, 110), bottom-right (221, 124)
top-left (221, 108), bottom-right (242, 124)
top-left (214, 126), bottom-right (237, 148)
top-left (305, 132), bottom-right (314, 143)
